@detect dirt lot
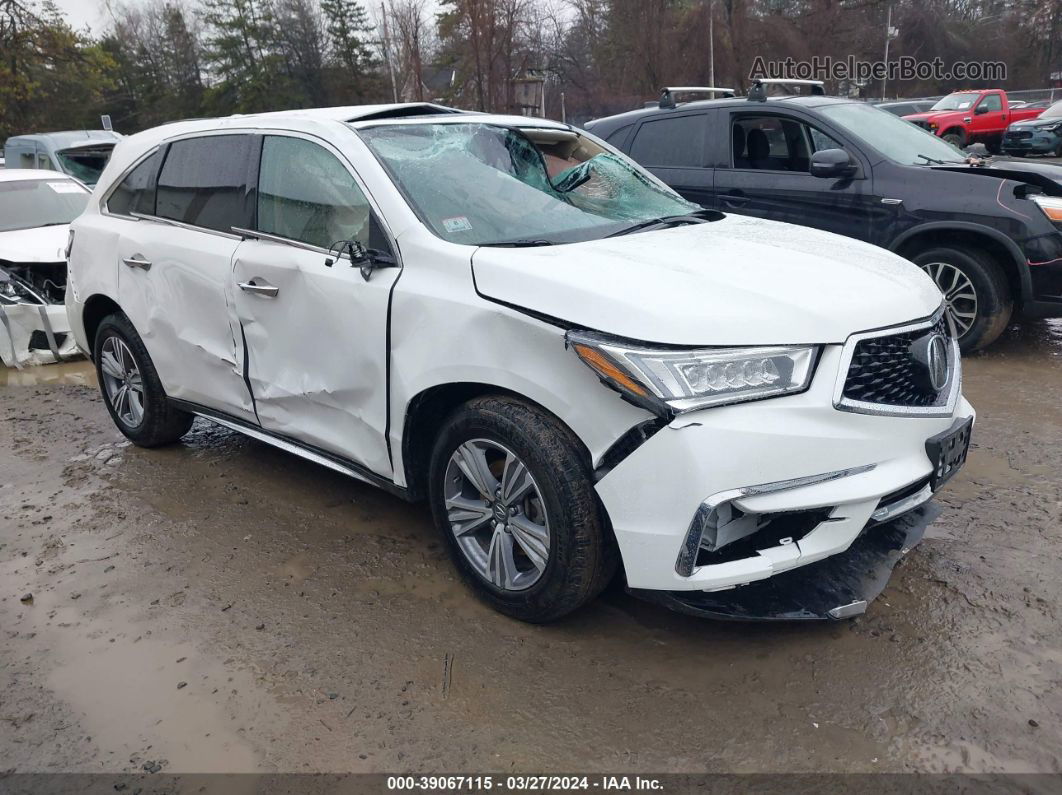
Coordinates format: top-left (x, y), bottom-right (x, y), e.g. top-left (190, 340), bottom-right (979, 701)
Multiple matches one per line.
top-left (2, 319), bottom-right (1061, 776)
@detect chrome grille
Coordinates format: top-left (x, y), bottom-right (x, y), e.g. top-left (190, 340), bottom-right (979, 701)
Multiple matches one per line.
top-left (839, 313), bottom-right (955, 411)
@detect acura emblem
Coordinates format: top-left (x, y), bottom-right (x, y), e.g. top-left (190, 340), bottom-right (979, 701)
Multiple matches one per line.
top-left (911, 333), bottom-right (950, 392)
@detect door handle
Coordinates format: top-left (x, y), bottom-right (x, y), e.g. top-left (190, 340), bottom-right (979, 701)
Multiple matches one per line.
top-left (722, 192), bottom-right (749, 207)
top-left (122, 254), bottom-right (152, 271)
top-left (238, 279), bottom-right (279, 298)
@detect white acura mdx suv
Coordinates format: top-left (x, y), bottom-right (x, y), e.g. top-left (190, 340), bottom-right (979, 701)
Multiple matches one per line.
top-left (66, 104), bottom-right (974, 622)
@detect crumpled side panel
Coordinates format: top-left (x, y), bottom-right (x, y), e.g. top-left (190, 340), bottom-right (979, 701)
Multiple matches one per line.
top-left (229, 239), bottom-right (399, 478)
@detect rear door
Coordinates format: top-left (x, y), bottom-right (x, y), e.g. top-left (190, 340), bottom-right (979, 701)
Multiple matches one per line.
top-left (227, 133), bottom-right (400, 477)
top-left (626, 111), bottom-right (715, 208)
top-left (115, 133), bottom-right (259, 421)
top-left (712, 110), bottom-right (879, 241)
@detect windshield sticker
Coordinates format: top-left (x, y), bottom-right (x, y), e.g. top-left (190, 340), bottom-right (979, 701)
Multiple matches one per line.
top-left (442, 216), bottom-right (473, 233)
top-left (47, 182), bottom-right (85, 194)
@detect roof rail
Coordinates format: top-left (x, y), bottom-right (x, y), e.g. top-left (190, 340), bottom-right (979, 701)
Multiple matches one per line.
top-left (747, 79), bottom-right (826, 102)
top-left (659, 86), bottom-right (736, 109)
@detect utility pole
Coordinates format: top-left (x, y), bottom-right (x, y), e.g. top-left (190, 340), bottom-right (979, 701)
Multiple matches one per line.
top-left (881, 5), bottom-right (896, 101)
top-left (708, 0), bottom-right (715, 87)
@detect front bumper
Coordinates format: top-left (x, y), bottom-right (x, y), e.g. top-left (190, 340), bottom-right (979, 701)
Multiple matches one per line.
top-left (595, 344), bottom-right (974, 600)
top-left (0, 302), bottom-right (80, 368)
top-left (1001, 131), bottom-right (1060, 154)
top-left (633, 503), bottom-right (938, 620)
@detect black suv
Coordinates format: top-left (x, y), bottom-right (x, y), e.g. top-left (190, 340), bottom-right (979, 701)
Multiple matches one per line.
top-left (585, 89), bottom-right (1062, 351)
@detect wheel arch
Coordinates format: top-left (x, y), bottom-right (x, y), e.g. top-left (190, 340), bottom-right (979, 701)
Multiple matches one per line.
top-left (890, 222), bottom-right (1031, 305)
top-left (81, 294), bottom-right (124, 358)
top-left (399, 382), bottom-right (598, 503)
top-left (940, 126), bottom-right (967, 143)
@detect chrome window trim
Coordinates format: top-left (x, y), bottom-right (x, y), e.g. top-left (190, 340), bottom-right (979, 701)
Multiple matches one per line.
top-left (675, 463), bottom-right (877, 577)
top-left (832, 305), bottom-right (961, 418)
top-left (130, 211), bottom-right (243, 241)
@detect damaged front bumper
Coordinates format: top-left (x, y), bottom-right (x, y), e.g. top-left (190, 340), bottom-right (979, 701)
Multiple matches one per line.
top-left (1, 264), bottom-right (80, 368)
top-left (633, 502), bottom-right (939, 620)
top-left (594, 344), bottom-right (974, 619)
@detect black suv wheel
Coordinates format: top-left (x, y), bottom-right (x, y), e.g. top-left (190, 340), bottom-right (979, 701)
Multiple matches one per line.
top-left (912, 246), bottom-right (1012, 352)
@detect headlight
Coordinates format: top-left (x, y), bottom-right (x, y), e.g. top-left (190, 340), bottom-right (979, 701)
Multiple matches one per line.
top-left (1040, 122), bottom-right (1062, 132)
top-left (1031, 194), bottom-right (1062, 225)
top-left (566, 330), bottom-right (818, 416)
top-left (0, 271), bottom-right (37, 305)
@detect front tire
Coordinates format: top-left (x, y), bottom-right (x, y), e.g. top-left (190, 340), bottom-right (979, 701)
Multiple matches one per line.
top-left (912, 246), bottom-right (1012, 352)
top-left (428, 395), bottom-right (617, 622)
top-left (93, 313), bottom-right (194, 447)
top-left (942, 130), bottom-right (965, 148)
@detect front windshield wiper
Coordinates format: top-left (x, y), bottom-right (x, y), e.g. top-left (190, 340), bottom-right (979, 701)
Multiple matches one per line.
top-left (478, 239), bottom-right (555, 248)
top-left (606, 208), bottom-right (717, 238)
top-left (915, 153), bottom-right (967, 166)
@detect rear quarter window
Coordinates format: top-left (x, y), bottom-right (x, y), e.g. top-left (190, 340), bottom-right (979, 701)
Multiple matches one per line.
top-left (156, 135), bottom-right (255, 233)
top-left (106, 149), bottom-right (163, 217)
top-left (629, 115), bottom-right (707, 167)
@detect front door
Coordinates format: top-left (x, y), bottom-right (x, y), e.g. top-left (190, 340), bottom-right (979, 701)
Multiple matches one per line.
top-left (713, 112), bottom-right (878, 242)
top-left (228, 134), bottom-right (399, 477)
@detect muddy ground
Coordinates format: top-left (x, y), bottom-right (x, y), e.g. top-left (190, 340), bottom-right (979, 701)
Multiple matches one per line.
top-left (2, 320), bottom-right (1061, 776)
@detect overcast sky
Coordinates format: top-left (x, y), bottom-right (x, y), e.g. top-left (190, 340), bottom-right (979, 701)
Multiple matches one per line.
top-left (51, 0), bottom-right (109, 32)
top-left (49, 0), bottom-right (443, 35)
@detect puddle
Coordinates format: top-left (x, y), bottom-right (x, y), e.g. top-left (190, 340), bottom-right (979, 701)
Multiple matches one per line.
top-left (1, 358), bottom-right (97, 387)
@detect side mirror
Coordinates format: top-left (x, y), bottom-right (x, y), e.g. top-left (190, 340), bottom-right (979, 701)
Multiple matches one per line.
top-left (975, 104), bottom-right (991, 115)
top-left (810, 148), bottom-right (856, 179)
top-left (326, 239), bottom-right (396, 281)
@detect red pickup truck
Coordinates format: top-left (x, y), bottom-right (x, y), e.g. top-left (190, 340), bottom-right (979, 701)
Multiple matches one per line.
top-left (902, 89), bottom-right (1045, 151)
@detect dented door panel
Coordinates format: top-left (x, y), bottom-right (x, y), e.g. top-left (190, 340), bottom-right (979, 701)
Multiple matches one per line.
top-left (229, 238), bottom-right (398, 477)
top-left (117, 220), bottom-right (256, 421)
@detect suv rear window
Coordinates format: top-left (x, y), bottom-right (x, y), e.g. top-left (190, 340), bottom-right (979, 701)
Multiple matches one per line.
top-left (156, 135), bottom-right (255, 233)
top-left (629, 115), bottom-right (706, 167)
top-left (107, 150), bottom-right (163, 217)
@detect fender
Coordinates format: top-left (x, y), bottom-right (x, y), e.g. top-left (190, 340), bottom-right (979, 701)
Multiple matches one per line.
top-left (889, 220), bottom-right (1033, 304)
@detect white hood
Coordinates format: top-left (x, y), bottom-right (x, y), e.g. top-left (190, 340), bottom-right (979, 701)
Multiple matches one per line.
top-left (471, 215), bottom-right (942, 346)
top-left (0, 224), bottom-right (69, 264)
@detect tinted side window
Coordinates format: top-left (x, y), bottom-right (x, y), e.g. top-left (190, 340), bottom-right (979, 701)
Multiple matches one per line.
top-left (604, 124), bottom-right (633, 149)
top-left (156, 135), bottom-right (254, 232)
top-left (629, 115), bottom-right (706, 167)
top-left (107, 149), bottom-right (163, 216)
top-left (257, 136), bottom-right (372, 250)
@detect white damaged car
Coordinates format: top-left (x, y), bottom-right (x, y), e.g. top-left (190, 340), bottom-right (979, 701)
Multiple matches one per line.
top-left (1, 169), bottom-right (89, 367)
top-left (66, 105), bottom-right (974, 622)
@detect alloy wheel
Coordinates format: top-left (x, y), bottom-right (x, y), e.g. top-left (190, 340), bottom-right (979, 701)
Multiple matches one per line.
top-left (99, 336), bottom-right (145, 427)
top-left (920, 261), bottom-right (978, 338)
top-left (443, 439), bottom-right (550, 592)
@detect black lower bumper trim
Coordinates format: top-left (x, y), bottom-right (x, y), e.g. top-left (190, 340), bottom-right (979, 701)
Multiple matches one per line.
top-left (632, 502), bottom-right (941, 621)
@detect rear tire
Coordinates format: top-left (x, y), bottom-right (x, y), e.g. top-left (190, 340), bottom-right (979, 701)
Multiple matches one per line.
top-left (912, 246), bottom-right (1012, 352)
top-left (428, 395), bottom-right (618, 623)
top-left (93, 313), bottom-right (194, 447)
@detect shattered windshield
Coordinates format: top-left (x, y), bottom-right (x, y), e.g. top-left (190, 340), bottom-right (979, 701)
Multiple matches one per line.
top-left (0, 179), bottom-right (90, 233)
top-left (358, 122), bottom-right (699, 245)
